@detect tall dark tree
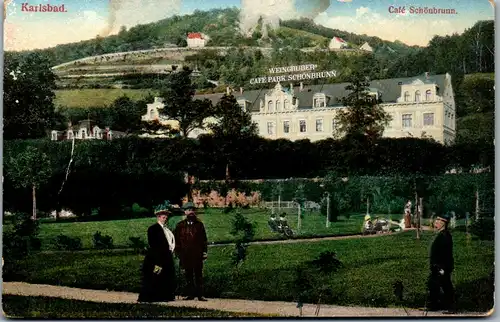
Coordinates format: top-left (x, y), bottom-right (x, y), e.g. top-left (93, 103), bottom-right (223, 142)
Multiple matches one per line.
top-left (334, 73), bottom-right (391, 141)
top-left (157, 66), bottom-right (214, 137)
top-left (210, 93), bottom-right (258, 139)
top-left (4, 52), bottom-right (57, 139)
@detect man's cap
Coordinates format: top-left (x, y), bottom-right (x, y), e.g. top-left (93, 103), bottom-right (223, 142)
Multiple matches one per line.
top-left (182, 202), bottom-right (196, 210)
top-left (154, 200), bottom-right (172, 215)
top-left (364, 214), bottom-right (371, 221)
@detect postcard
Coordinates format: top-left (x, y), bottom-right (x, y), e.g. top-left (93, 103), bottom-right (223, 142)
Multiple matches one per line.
top-left (2, 0), bottom-right (495, 319)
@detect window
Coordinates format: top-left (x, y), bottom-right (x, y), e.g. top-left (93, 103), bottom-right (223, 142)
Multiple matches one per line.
top-left (283, 121), bottom-right (290, 134)
top-left (149, 109), bottom-right (155, 119)
top-left (423, 113), bottom-right (434, 126)
top-left (51, 131), bottom-right (57, 141)
top-left (404, 91), bottom-right (410, 102)
top-left (402, 114), bottom-right (412, 128)
top-left (276, 100), bottom-right (281, 111)
top-left (80, 129), bottom-right (87, 138)
top-left (267, 122), bottom-right (275, 135)
top-left (314, 96), bottom-right (325, 108)
top-left (425, 90), bottom-right (432, 101)
top-left (284, 99), bottom-right (289, 110)
top-left (332, 118), bottom-right (337, 132)
top-left (414, 90), bottom-right (421, 102)
top-left (299, 120), bottom-right (307, 133)
top-left (268, 101), bottom-right (274, 112)
top-left (316, 119), bottom-right (323, 132)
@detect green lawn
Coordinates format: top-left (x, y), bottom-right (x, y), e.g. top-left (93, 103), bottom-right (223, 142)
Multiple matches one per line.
top-left (2, 295), bottom-right (266, 318)
top-left (8, 231), bottom-right (494, 312)
top-left (54, 89), bottom-right (157, 108)
top-left (34, 209), bottom-right (379, 250)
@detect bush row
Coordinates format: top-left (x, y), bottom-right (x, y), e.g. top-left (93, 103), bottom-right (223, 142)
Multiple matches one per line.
top-left (3, 136), bottom-right (494, 216)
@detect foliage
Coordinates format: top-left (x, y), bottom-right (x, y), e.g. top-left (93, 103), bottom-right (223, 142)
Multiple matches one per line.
top-left (3, 52), bottom-right (57, 139)
top-left (470, 217), bottom-right (494, 241)
top-left (230, 212), bottom-right (256, 268)
top-left (156, 66), bottom-right (215, 137)
top-left (309, 251), bottom-right (343, 274)
top-left (335, 73), bottom-right (391, 141)
top-left (53, 234), bottom-right (83, 251)
top-left (5, 143), bottom-right (52, 191)
top-left (92, 231), bottom-right (114, 249)
top-left (210, 94), bottom-right (258, 138)
top-left (128, 237), bottom-right (147, 253)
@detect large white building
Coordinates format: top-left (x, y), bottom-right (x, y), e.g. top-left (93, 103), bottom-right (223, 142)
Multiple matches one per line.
top-left (194, 73), bottom-right (457, 144)
top-left (329, 37), bottom-right (348, 50)
top-left (186, 32), bottom-right (210, 48)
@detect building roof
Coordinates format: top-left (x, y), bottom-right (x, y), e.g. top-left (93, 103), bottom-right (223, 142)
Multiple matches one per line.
top-left (333, 37), bottom-right (346, 43)
top-left (194, 74), bottom-right (447, 112)
top-left (187, 32), bottom-right (204, 39)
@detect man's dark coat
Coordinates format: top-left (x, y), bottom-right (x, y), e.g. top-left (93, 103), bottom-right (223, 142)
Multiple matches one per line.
top-left (174, 218), bottom-right (208, 269)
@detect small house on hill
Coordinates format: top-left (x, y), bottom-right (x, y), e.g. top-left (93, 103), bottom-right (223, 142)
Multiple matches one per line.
top-left (186, 32), bottom-right (209, 48)
top-left (329, 36), bottom-right (348, 50)
top-left (360, 42), bottom-right (373, 52)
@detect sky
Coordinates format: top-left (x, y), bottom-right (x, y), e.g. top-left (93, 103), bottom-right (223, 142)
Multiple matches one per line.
top-left (3, 0), bottom-right (495, 51)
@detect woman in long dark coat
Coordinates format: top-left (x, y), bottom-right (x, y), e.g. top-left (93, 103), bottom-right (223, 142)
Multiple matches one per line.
top-left (138, 203), bottom-right (176, 302)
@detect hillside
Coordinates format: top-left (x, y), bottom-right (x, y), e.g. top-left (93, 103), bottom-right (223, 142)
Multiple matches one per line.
top-left (9, 8), bottom-right (417, 67)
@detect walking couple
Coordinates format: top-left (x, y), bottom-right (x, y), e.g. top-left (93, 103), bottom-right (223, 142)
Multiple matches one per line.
top-left (137, 201), bottom-right (208, 303)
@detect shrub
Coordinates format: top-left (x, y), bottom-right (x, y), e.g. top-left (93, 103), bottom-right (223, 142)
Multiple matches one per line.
top-left (470, 217), bottom-right (494, 240)
top-left (54, 234), bottom-right (83, 251)
top-left (128, 236), bottom-right (147, 253)
top-left (92, 231), bottom-right (114, 249)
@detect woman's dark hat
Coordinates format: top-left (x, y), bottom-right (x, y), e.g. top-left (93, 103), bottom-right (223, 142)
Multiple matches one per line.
top-left (154, 200), bottom-right (172, 215)
top-left (182, 202), bottom-right (196, 210)
top-left (436, 213), bottom-right (450, 222)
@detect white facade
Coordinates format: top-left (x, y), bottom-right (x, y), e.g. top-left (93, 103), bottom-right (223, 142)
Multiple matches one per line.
top-left (248, 74), bottom-right (456, 144)
top-left (186, 33), bottom-right (209, 48)
top-left (360, 42), bottom-right (373, 52)
top-left (329, 37), bottom-right (348, 50)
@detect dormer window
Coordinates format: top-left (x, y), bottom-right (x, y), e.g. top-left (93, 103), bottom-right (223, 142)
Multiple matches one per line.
top-left (276, 100), bottom-right (281, 111)
top-left (51, 131), bottom-right (58, 141)
top-left (284, 99), bottom-right (289, 110)
top-left (415, 90), bottom-right (421, 102)
top-left (425, 89), bottom-right (432, 101)
top-left (313, 94), bottom-right (326, 108)
top-left (404, 91), bottom-right (410, 102)
top-left (80, 128), bottom-right (87, 139)
top-left (149, 109), bottom-right (155, 119)
top-left (237, 99), bottom-right (246, 112)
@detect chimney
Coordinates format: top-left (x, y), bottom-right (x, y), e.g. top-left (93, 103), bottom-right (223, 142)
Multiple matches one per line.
top-left (425, 72), bottom-right (429, 79)
top-left (299, 82), bottom-right (304, 91)
top-left (290, 83), bottom-right (293, 92)
top-left (240, 87), bottom-right (243, 94)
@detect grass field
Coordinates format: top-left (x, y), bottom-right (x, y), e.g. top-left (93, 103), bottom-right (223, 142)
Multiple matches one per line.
top-left (33, 209), bottom-right (378, 250)
top-left (54, 89), bottom-right (157, 108)
top-left (9, 231), bottom-right (494, 312)
top-left (2, 295), bottom-right (265, 318)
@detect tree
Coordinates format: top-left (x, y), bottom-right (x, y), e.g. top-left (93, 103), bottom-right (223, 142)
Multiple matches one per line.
top-left (157, 66), bottom-right (215, 137)
top-left (334, 73), bottom-right (391, 141)
top-left (4, 52), bottom-right (57, 140)
top-left (108, 95), bottom-right (145, 133)
top-left (210, 94), bottom-right (258, 138)
top-left (6, 146), bottom-right (52, 220)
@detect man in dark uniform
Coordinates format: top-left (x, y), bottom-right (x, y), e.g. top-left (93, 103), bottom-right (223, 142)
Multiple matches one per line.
top-left (428, 213), bottom-right (455, 312)
top-left (138, 201), bottom-right (176, 302)
top-left (174, 202), bottom-right (208, 301)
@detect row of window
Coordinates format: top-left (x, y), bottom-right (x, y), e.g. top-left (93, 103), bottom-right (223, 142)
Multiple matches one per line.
top-left (266, 119), bottom-right (336, 135)
top-left (400, 113), bottom-right (434, 128)
top-left (403, 89), bottom-right (434, 102)
top-left (266, 99), bottom-right (294, 112)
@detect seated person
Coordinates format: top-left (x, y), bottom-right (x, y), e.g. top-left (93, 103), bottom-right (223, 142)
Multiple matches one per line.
top-left (279, 213), bottom-right (289, 229)
top-left (268, 214), bottom-right (278, 231)
top-left (364, 215), bottom-right (373, 230)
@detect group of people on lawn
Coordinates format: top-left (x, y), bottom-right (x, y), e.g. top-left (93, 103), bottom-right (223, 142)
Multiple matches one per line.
top-left (137, 199), bottom-right (456, 312)
top-left (138, 201), bottom-right (208, 303)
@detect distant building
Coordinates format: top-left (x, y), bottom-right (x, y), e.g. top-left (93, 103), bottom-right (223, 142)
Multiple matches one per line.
top-left (359, 42), bottom-right (373, 52)
top-left (194, 73), bottom-right (457, 145)
top-left (329, 36), bottom-right (348, 50)
top-left (50, 120), bottom-right (126, 141)
top-left (186, 32), bottom-right (210, 48)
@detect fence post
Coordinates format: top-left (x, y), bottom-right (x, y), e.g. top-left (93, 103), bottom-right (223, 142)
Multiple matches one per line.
top-left (419, 197), bottom-right (423, 234)
top-left (326, 192), bottom-right (330, 228)
top-left (475, 189), bottom-right (480, 221)
top-left (298, 203), bottom-right (302, 231)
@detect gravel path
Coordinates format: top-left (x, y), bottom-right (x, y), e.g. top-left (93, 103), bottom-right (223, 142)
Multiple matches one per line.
top-left (2, 282), bottom-right (490, 317)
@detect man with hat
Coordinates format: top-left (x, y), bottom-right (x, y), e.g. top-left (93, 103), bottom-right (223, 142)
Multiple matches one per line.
top-left (174, 202), bottom-right (208, 301)
top-left (138, 201), bottom-right (176, 302)
top-left (427, 212), bottom-right (455, 312)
